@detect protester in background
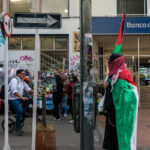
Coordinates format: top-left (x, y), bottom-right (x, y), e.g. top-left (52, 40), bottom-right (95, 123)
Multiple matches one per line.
top-left (53, 75), bottom-right (63, 120)
top-left (59, 74), bottom-right (68, 117)
top-left (67, 75), bottom-right (78, 123)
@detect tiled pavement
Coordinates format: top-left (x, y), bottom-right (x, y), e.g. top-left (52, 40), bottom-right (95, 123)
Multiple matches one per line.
top-left (98, 107), bottom-right (150, 150)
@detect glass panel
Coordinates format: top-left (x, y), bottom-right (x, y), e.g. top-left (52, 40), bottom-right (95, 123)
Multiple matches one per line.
top-left (8, 36), bottom-right (21, 50)
top-left (9, 0), bottom-right (36, 17)
top-left (22, 36), bottom-right (35, 50)
top-left (117, 0), bottom-right (144, 15)
top-left (41, 36), bottom-right (53, 50)
top-left (55, 37), bottom-right (67, 49)
top-left (0, 0), bottom-right (3, 13)
top-left (140, 56), bottom-right (150, 86)
top-left (41, 0), bottom-right (68, 17)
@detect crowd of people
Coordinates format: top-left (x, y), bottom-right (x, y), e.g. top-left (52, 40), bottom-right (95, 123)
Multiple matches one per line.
top-left (1, 67), bottom-right (79, 135)
top-left (52, 73), bottom-right (79, 123)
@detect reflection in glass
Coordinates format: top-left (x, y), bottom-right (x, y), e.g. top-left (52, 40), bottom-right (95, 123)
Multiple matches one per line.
top-left (41, 0), bottom-right (68, 17)
top-left (9, 0), bottom-right (36, 17)
top-left (55, 37), bottom-right (67, 49)
top-left (8, 37), bottom-right (21, 50)
top-left (41, 36), bottom-right (53, 50)
top-left (22, 36), bottom-right (35, 50)
top-left (0, 0), bottom-right (2, 13)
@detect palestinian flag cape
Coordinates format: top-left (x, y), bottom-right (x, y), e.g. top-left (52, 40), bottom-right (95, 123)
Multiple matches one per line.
top-left (111, 70), bottom-right (138, 150)
top-left (110, 14), bottom-right (139, 150)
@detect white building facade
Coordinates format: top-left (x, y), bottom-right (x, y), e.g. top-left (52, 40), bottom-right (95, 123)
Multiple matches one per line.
top-left (1, 0), bottom-right (150, 106)
top-left (0, 0), bottom-right (80, 72)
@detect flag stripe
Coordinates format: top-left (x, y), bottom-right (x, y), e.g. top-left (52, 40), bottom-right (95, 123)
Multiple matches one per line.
top-left (116, 13), bottom-right (125, 45)
top-left (113, 44), bottom-right (122, 54)
top-left (130, 85), bottom-right (139, 150)
top-left (118, 70), bottom-right (136, 86)
top-left (112, 79), bottom-right (138, 150)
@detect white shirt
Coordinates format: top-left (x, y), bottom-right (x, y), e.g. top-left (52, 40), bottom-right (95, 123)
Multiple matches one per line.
top-left (8, 76), bottom-right (31, 100)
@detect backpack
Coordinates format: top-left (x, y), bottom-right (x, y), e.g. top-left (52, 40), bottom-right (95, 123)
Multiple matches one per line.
top-left (0, 85), bottom-right (4, 99)
top-left (0, 77), bottom-right (19, 99)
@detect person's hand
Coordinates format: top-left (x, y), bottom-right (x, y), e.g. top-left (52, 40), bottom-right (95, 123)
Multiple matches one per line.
top-left (104, 82), bottom-right (109, 89)
top-left (37, 93), bottom-right (40, 97)
top-left (21, 97), bottom-right (29, 101)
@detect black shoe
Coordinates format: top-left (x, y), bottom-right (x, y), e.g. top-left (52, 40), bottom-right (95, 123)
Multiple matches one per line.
top-left (15, 128), bottom-right (24, 135)
top-left (23, 112), bottom-right (32, 118)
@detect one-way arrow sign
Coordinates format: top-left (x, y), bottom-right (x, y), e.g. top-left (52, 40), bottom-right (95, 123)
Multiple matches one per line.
top-left (14, 13), bottom-right (61, 28)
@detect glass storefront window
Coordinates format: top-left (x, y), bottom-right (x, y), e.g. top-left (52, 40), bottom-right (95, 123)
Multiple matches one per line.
top-left (117, 0), bottom-right (144, 15)
top-left (55, 37), bottom-right (67, 49)
top-left (8, 36), bottom-right (21, 50)
top-left (9, 0), bottom-right (36, 17)
top-left (0, 0), bottom-right (2, 13)
top-left (41, 0), bottom-right (68, 17)
top-left (22, 36), bottom-right (35, 50)
top-left (41, 36), bottom-right (53, 50)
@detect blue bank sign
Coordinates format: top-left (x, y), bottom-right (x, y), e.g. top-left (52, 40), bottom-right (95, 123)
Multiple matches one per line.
top-left (92, 17), bottom-right (150, 34)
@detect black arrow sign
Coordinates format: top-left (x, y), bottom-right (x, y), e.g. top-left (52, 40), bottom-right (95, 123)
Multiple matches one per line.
top-left (14, 13), bottom-right (62, 29)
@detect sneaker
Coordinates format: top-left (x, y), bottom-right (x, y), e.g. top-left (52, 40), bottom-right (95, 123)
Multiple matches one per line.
top-left (64, 114), bottom-right (67, 118)
top-left (15, 128), bottom-right (24, 135)
top-left (54, 117), bottom-right (61, 121)
top-left (69, 120), bottom-right (74, 123)
top-left (53, 117), bottom-right (57, 121)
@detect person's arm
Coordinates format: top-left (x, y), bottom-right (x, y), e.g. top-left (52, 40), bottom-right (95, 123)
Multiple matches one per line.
top-left (24, 82), bottom-right (40, 97)
top-left (14, 92), bottom-right (28, 100)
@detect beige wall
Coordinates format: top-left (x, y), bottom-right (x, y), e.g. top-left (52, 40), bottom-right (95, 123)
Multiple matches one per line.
top-left (148, 0), bottom-right (150, 16)
top-left (92, 0), bottom-right (116, 16)
top-left (69, 0), bottom-right (80, 17)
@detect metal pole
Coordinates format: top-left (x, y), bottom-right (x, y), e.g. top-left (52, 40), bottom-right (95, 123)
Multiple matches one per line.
top-left (3, 36), bottom-right (11, 150)
top-left (31, 29), bottom-right (39, 150)
top-left (31, 1), bottom-right (40, 149)
top-left (3, 0), bottom-right (11, 149)
top-left (80, 0), bottom-right (93, 150)
top-left (137, 36), bottom-right (140, 106)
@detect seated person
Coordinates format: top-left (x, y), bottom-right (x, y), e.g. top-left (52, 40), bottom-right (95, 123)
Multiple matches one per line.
top-left (8, 69), bottom-right (33, 135)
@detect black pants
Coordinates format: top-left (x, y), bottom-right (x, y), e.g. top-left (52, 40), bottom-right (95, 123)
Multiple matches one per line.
top-left (53, 100), bottom-right (60, 119)
top-left (68, 100), bottom-right (73, 118)
top-left (103, 114), bottom-right (118, 150)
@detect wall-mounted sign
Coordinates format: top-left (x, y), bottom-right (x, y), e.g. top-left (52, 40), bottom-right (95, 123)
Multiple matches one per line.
top-left (3, 13), bottom-right (12, 37)
top-left (72, 31), bottom-right (80, 52)
top-left (14, 13), bottom-right (61, 29)
top-left (92, 17), bottom-right (150, 34)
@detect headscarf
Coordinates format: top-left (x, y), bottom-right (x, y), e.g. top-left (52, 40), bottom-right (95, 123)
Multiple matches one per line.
top-left (108, 54), bottom-right (126, 85)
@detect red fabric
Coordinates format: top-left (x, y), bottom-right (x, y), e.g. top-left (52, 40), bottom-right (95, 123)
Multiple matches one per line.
top-left (0, 100), bottom-right (2, 109)
top-left (116, 13), bottom-right (125, 45)
top-left (66, 81), bottom-right (75, 100)
top-left (118, 70), bottom-right (136, 86)
top-left (108, 56), bottom-right (126, 77)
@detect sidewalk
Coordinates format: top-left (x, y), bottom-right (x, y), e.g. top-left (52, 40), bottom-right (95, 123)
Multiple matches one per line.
top-left (97, 107), bottom-right (150, 150)
top-left (0, 114), bottom-right (103, 150)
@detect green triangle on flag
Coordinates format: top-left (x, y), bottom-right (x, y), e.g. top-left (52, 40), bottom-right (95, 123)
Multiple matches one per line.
top-left (113, 13), bottom-right (125, 54)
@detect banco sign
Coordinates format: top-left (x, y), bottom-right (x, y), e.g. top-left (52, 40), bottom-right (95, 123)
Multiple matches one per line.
top-left (127, 22), bottom-right (150, 28)
top-left (92, 16), bottom-right (150, 34)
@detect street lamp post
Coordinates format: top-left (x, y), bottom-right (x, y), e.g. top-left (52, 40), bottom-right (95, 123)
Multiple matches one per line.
top-left (80, 0), bottom-right (94, 150)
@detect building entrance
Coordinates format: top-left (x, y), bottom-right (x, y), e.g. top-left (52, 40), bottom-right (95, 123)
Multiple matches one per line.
top-left (93, 35), bottom-right (150, 107)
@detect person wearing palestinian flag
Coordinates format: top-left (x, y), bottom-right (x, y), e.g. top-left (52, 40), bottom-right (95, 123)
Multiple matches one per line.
top-left (106, 14), bottom-right (139, 150)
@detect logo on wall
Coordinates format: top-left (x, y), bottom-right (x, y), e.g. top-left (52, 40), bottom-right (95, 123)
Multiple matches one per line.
top-left (72, 31), bottom-right (80, 52)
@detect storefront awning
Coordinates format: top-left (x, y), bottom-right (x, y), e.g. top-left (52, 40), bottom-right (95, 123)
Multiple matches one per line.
top-left (92, 16), bottom-right (150, 35)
